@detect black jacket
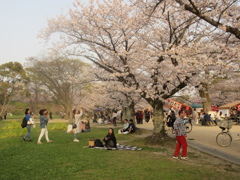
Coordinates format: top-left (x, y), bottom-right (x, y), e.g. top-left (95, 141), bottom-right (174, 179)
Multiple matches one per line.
top-left (103, 134), bottom-right (117, 148)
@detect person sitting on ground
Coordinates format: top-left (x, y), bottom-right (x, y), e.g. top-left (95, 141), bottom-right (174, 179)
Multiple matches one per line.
top-left (81, 121), bottom-right (86, 132)
top-left (84, 120), bottom-right (91, 132)
top-left (203, 112), bottom-right (212, 126)
top-left (118, 119), bottom-right (129, 134)
top-left (103, 128), bottom-right (117, 149)
top-left (127, 119), bottom-right (136, 133)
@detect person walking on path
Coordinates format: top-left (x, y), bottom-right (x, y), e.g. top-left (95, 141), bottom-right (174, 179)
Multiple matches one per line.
top-left (73, 109), bottom-right (83, 142)
top-left (22, 108), bottom-right (34, 142)
top-left (37, 109), bottom-right (52, 144)
top-left (173, 110), bottom-right (188, 160)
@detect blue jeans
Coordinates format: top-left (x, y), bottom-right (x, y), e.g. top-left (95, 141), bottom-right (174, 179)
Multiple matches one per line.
top-left (24, 124), bottom-right (31, 140)
top-left (74, 133), bottom-right (78, 139)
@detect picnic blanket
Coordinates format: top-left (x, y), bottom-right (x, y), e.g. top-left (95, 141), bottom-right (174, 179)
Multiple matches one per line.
top-left (93, 144), bottom-right (142, 150)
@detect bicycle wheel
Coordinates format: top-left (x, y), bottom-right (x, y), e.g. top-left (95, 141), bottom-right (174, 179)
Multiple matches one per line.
top-left (184, 122), bottom-right (192, 133)
top-left (216, 132), bottom-right (232, 147)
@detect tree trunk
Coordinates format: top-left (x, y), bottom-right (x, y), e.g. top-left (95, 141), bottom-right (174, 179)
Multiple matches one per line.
top-left (66, 105), bottom-right (73, 120)
top-left (151, 100), bottom-right (167, 139)
top-left (122, 101), bottom-right (135, 122)
top-left (199, 82), bottom-right (211, 113)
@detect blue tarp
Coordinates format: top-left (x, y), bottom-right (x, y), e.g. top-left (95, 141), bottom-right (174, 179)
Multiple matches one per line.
top-left (191, 103), bottom-right (203, 108)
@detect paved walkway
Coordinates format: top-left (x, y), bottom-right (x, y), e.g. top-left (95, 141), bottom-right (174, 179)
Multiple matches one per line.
top-left (136, 121), bottom-right (240, 165)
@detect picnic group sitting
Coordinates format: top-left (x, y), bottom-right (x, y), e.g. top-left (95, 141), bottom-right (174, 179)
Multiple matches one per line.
top-left (93, 127), bottom-right (142, 151)
top-left (118, 119), bottom-right (136, 134)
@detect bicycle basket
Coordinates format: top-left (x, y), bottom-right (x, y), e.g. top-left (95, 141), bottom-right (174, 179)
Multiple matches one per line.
top-left (219, 120), bottom-right (232, 129)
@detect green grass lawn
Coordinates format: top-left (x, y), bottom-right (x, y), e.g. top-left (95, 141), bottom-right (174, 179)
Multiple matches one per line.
top-left (0, 121), bottom-right (240, 180)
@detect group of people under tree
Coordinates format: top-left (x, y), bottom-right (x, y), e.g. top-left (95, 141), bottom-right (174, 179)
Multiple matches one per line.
top-left (166, 106), bottom-right (238, 129)
top-left (21, 106), bottom-right (135, 150)
top-left (118, 119), bottom-right (136, 134)
top-left (96, 120), bottom-right (136, 149)
top-left (21, 105), bottom-right (131, 148)
top-left (92, 109), bottom-right (122, 125)
top-left (21, 106), bottom-right (190, 157)
top-left (199, 110), bottom-right (230, 126)
top-left (135, 109), bottom-right (152, 124)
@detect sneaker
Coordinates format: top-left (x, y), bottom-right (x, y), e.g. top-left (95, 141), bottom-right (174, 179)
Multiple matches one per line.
top-left (47, 140), bottom-right (53, 143)
top-left (22, 137), bottom-right (26, 142)
top-left (172, 156), bottom-right (179, 160)
top-left (73, 139), bottom-right (79, 142)
top-left (37, 142), bottom-right (42, 144)
top-left (181, 157), bottom-right (189, 160)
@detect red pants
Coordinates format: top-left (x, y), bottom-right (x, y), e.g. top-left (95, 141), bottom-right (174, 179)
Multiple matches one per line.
top-left (174, 135), bottom-right (188, 157)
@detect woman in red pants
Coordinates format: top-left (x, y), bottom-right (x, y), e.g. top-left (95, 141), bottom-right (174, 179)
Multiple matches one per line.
top-left (173, 110), bottom-right (188, 160)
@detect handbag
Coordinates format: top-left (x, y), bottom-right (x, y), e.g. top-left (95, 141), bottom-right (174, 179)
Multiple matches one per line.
top-left (72, 123), bottom-right (77, 129)
top-left (29, 118), bottom-right (34, 125)
top-left (88, 137), bottom-right (95, 147)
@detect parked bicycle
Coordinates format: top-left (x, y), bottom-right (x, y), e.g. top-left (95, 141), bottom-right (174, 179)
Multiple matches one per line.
top-left (216, 120), bottom-right (240, 147)
top-left (172, 118), bottom-right (192, 134)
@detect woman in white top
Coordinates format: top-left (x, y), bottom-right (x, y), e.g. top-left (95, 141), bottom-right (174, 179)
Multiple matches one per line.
top-left (73, 109), bottom-right (83, 142)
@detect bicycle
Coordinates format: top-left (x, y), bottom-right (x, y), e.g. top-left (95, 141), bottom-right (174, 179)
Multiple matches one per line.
top-left (172, 118), bottom-right (192, 134)
top-left (216, 120), bottom-right (240, 147)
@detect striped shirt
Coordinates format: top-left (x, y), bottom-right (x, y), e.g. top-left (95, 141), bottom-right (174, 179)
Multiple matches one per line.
top-left (173, 116), bottom-right (186, 136)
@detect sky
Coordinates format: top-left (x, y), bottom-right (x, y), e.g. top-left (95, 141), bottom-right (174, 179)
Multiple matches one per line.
top-left (0, 0), bottom-right (88, 66)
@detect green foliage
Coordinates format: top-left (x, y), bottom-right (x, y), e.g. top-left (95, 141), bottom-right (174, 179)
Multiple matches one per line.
top-left (0, 62), bottom-right (29, 115)
top-left (47, 122), bottom-right (68, 130)
top-left (8, 101), bottom-right (30, 115)
top-left (0, 121), bottom-right (26, 138)
top-left (0, 121), bottom-right (68, 138)
top-left (26, 57), bottom-right (94, 119)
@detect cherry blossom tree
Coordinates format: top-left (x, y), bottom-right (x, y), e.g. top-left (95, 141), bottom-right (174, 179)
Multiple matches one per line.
top-left (137, 0), bottom-right (240, 39)
top-left (134, 0), bottom-right (240, 111)
top-left (209, 71), bottom-right (240, 106)
top-left (40, 0), bottom-right (239, 138)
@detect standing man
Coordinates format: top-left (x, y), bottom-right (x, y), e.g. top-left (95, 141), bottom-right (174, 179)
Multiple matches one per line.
top-left (173, 110), bottom-right (188, 160)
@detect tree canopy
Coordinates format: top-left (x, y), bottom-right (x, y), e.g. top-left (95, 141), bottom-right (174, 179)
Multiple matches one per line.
top-left (0, 62), bottom-right (29, 115)
top-left (40, 0), bottom-right (239, 136)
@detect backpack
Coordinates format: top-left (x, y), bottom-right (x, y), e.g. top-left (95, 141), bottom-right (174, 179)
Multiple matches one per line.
top-left (94, 139), bottom-right (104, 147)
top-left (21, 117), bottom-right (27, 128)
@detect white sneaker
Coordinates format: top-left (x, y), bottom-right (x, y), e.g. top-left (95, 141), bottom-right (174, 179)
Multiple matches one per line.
top-left (73, 139), bottom-right (79, 142)
top-left (181, 157), bottom-right (189, 160)
top-left (172, 156), bottom-right (179, 160)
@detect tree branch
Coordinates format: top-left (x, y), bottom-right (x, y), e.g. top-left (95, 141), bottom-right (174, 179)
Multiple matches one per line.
top-left (175, 0), bottom-right (240, 39)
